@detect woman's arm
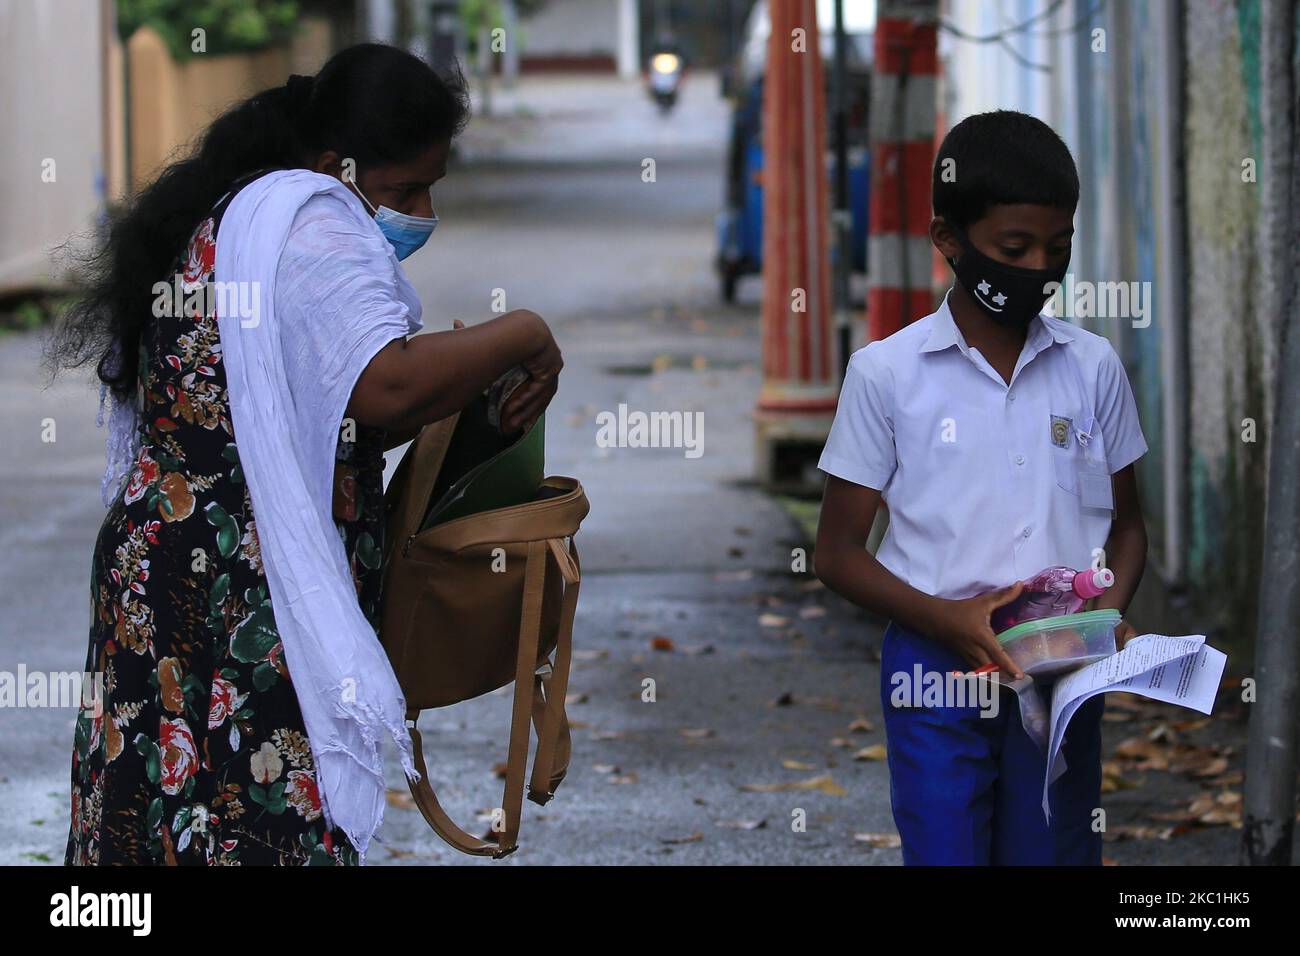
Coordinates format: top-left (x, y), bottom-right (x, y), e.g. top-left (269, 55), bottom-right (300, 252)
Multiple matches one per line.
top-left (347, 309), bottom-right (562, 434)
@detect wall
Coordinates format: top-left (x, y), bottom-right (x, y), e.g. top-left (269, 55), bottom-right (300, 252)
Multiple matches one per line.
top-left (517, 0), bottom-right (629, 72)
top-left (0, 0), bottom-right (110, 292)
top-left (939, 0), bottom-right (1295, 638)
top-left (126, 20), bottom-right (333, 191)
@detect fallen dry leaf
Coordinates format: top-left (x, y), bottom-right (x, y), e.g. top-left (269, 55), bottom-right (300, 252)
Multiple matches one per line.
top-left (782, 759), bottom-right (815, 771)
top-left (853, 832), bottom-right (902, 848)
top-left (1100, 761), bottom-right (1139, 793)
top-left (565, 692), bottom-right (589, 705)
top-left (680, 728), bottom-right (715, 739)
top-left (716, 819), bottom-right (767, 830)
top-left (740, 774), bottom-right (846, 797)
top-left (573, 649), bottom-right (608, 662)
top-left (592, 763), bottom-right (619, 775)
top-left (651, 636), bottom-right (675, 652)
top-left (608, 772), bottom-right (639, 785)
top-left (1103, 824), bottom-right (1177, 842)
top-left (659, 831), bottom-right (703, 845)
top-left (1188, 790), bottom-right (1242, 827)
top-left (1114, 736), bottom-right (1171, 770)
top-left (848, 717), bottom-right (875, 733)
top-left (1203, 769), bottom-right (1244, 788)
top-left (853, 744), bottom-right (888, 762)
top-left (1189, 756), bottom-right (1230, 778)
top-left (829, 737), bottom-right (854, 748)
top-left (1147, 723), bottom-right (1179, 744)
top-left (759, 613), bottom-right (790, 628)
top-left (799, 606), bottom-right (827, 619)
top-left (385, 789), bottom-right (416, 810)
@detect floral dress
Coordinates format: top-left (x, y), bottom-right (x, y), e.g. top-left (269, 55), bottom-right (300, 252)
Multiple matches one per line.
top-left (66, 182), bottom-right (388, 865)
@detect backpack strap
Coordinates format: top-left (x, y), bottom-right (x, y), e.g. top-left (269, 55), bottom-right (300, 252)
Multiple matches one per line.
top-left (528, 536), bottom-right (580, 803)
top-left (401, 536), bottom-right (580, 857)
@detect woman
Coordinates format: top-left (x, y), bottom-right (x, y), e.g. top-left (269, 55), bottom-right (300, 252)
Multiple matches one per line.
top-left (50, 44), bottom-right (562, 865)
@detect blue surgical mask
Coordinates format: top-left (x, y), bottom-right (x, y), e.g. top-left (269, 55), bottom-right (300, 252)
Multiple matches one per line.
top-left (354, 184), bottom-right (438, 260)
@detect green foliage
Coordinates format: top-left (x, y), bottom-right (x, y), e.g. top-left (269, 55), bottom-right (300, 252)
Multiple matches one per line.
top-left (118, 0), bottom-right (300, 60)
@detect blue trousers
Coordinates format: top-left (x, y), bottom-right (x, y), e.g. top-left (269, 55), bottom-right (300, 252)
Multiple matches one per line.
top-left (880, 622), bottom-right (1105, 865)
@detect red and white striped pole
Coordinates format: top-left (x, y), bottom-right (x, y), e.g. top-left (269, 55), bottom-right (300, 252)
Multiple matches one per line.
top-left (755, 0), bottom-right (837, 488)
top-left (866, 0), bottom-right (938, 342)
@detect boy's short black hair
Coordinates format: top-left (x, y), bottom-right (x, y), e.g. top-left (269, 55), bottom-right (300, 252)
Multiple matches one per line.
top-left (932, 110), bottom-right (1080, 230)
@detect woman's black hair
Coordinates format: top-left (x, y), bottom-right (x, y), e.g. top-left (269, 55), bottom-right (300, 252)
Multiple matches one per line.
top-left (48, 43), bottom-right (470, 399)
top-left (932, 110), bottom-right (1079, 230)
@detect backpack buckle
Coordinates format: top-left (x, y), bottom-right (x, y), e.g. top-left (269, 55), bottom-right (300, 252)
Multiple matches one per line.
top-left (527, 788), bottom-right (554, 807)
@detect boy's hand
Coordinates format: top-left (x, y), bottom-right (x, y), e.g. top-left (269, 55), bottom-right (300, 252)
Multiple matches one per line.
top-left (927, 582), bottom-right (1027, 680)
top-left (1115, 619), bottom-right (1137, 649)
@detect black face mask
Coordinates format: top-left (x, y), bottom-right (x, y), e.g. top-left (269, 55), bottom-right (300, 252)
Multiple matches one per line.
top-left (945, 221), bottom-right (1069, 329)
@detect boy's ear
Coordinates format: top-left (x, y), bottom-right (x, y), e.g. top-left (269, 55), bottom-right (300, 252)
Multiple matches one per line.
top-left (930, 216), bottom-right (961, 262)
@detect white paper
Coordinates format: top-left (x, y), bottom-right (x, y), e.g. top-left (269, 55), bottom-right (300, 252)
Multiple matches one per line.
top-left (1029, 634), bottom-right (1227, 821)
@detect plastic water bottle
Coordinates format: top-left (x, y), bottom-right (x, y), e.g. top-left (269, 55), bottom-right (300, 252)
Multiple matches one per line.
top-left (991, 566), bottom-right (1115, 635)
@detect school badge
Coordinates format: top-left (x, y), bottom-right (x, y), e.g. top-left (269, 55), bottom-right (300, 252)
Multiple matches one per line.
top-left (1050, 414), bottom-right (1073, 448)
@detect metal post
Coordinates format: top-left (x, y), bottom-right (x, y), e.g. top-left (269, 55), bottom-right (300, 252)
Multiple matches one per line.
top-left (1242, 0), bottom-right (1299, 867)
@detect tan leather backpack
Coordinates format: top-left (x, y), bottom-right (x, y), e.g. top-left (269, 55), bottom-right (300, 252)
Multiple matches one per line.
top-left (380, 413), bottom-right (589, 858)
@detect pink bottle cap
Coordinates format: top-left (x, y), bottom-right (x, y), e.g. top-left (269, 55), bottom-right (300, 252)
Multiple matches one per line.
top-left (1073, 567), bottom-right (1114, 599)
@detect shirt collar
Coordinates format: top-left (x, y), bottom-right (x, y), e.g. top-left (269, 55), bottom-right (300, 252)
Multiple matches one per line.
top-left (919, 288), bottom-right (1077, 357)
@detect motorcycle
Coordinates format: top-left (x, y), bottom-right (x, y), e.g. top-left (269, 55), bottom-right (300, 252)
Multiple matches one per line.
top-left (646, 49), bottom-right (684, 114)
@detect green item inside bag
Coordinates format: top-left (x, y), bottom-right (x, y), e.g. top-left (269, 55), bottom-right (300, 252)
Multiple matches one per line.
top-left (420, 393), bottom-right (546, 530)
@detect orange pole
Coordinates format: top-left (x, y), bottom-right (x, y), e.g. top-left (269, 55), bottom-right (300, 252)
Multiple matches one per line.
top-left (866, 0), bottom-right (938, 342)
top-left (755, 0), bottom-right (837, 485)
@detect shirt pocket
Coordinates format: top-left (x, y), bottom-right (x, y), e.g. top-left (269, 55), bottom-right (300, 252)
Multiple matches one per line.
top-left (1050, 411), bottom-right (1081, 495)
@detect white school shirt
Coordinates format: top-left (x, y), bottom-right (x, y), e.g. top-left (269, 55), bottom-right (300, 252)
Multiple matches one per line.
top-left (818, 290), bottom-right (1147, 601)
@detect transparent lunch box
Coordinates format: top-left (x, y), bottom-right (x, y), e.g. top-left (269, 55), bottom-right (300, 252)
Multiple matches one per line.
top-left (996, 609), bottom-right (1121, 678)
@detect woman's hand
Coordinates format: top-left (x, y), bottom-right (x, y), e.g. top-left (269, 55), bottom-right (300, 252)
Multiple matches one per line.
top-left (924, 583), bottom-right (1026, 679)
top-left (499, 314), bottom-right (562, 434)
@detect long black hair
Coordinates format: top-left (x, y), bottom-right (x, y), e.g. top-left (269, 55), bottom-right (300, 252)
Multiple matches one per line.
top-left (48, 43), bottom-right (470, 399)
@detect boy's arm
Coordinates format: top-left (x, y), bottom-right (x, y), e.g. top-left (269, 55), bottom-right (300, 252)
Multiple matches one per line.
top-left (1092, 464), bottom-right (1147, 646)
top-left (814, 475), bottom-right (1026, 678)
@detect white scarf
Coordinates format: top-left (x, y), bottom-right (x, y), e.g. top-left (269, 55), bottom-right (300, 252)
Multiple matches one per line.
top-left (100, 169), bottom-right (423, 862)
